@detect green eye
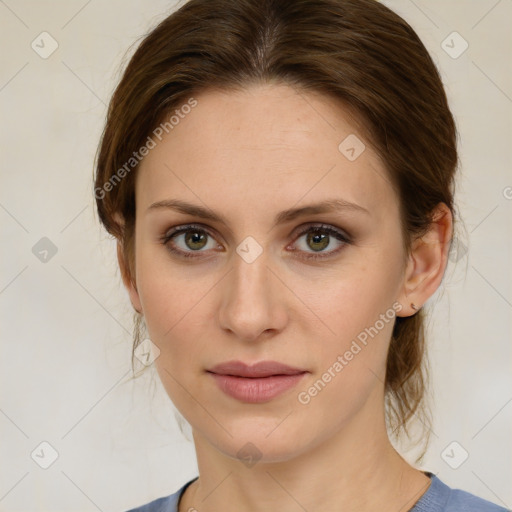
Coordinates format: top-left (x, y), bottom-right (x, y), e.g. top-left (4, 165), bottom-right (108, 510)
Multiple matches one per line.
top-left (162, 224), bottom-right (218, 259)
top-left (161, 223), bottom-right (351, 261)
top-left (292, 224), bottom-right (351, 260)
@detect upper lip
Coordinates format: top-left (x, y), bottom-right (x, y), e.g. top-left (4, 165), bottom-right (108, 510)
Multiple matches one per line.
top-left (207, 360), bottom-right (308, 378)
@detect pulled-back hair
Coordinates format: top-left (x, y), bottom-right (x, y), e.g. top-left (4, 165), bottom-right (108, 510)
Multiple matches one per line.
top-left (94, 0), bottom-right (459, 460)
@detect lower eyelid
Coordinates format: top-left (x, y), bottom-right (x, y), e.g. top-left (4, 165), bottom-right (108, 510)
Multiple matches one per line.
top-left (162, 224), bottom-right (350, 258)
top-left (290, 230), bottom-right (349, 256)
top-left (163, 229), bottom-right (219, 253)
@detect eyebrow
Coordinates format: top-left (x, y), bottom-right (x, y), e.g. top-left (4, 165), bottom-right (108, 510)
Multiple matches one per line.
top-left (147, 197), bottom-right (369, 227)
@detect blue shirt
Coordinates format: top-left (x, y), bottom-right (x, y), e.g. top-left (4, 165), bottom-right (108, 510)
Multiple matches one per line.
top-left (125, 472), bottom-right (510, 511)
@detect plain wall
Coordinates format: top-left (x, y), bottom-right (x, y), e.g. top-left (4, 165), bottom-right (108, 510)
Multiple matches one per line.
top-left (0, 0), bottom-right (511, 510)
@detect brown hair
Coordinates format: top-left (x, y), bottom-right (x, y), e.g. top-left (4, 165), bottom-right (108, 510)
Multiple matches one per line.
top-left (94, 0), bottom-right (459, 460)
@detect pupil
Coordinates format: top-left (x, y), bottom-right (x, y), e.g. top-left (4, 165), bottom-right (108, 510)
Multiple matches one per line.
top-left (186, 231), bottom-right (206, 250)
top-left (183, 230), bottom-right (330, 252)
top-left (308, 231), bottom-right (329, 251)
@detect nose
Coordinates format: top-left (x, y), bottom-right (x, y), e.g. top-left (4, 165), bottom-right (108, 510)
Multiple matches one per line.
top-left (218, 248), bottom-right (288, 342)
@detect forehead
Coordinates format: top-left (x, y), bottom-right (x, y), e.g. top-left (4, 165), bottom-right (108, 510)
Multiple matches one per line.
top-left (135, 83), bottom-right (397, 220)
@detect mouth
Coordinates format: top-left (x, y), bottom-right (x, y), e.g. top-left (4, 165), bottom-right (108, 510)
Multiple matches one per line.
top-left (207, 359), bottom-right (308, 378)
top-left (206, 360), bottom-right (309, 403)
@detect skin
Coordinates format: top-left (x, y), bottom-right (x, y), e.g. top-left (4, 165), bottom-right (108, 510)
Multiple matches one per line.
top-left (118, 83), bottom-right (452, 512)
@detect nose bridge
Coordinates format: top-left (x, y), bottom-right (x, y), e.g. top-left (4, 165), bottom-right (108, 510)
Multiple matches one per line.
top-left (233, 248), bottom-right (269, 298)
top-left (219, 241), bottom-right (285, 339)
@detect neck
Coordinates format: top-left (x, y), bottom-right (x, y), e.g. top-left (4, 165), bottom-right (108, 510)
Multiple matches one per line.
top-left (179, 390), bottom-right (431, 512)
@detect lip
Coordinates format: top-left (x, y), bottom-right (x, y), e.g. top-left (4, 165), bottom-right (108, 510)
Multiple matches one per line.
top-left (207, 360), bottom-right (309, 403)
top-left (208, 360), bottom-right (308, 378)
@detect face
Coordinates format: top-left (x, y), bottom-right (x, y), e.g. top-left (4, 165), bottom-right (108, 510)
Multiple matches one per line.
top-left (127, 83), bottom-right (411, 463)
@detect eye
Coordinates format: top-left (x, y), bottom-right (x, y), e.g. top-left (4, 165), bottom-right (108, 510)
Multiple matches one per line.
top-left (161, 224), bottom-right (221, 259)
top-left (289, 223), bottom-right (351, 260)
top-left (161, 223), bottom-right (351, 261)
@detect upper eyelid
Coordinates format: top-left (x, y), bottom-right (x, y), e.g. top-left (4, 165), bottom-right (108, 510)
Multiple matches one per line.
top-left (163, 222), bottom-right (350, 247)
top-left (163, 223), bottom-right (221, 243)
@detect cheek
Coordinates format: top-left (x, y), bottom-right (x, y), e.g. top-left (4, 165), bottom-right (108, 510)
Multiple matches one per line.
top-left (294, 276), bottom-right (397, 433)
top-left (293, 245), bottom-right (402, 397)
top-left (304, 275), bottom-right (396, 389)
top-left (136, 258), bottom-right (210, 409)
top-left (296, 252), bottom-right (402, 345)
top-left (134, 244), bottom-right (217, 373)
top-left (138, 272), bottom-right (207, 349)
top-left (135, 237), bottom-right (199, 327)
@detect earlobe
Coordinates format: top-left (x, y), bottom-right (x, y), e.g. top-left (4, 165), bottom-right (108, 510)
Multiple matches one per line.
top-left (396, 203), bottom-right (453, 317)
top-left (116, 241), bottom-right (143, 314)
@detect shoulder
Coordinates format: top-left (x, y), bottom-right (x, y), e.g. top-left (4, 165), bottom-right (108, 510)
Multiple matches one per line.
top-left (446, 487), bottom-right (510, 512)
top-left (125, 493), bottom-right (177, 512)
top-left (124, 477), bottom-right (197, 512)
top-left (412, 473), bottom-right (510, 512)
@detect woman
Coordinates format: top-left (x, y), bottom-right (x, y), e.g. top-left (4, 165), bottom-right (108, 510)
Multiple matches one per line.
top-left (94, 0), bottom-right (508, 511)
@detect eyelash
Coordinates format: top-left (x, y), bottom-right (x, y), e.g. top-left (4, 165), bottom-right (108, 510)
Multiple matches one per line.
top-left (160, 223), bottom-right (352, 261)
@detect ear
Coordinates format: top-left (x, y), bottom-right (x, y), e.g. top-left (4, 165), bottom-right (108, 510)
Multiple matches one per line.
top-left (396, 203), bottom-right (453, 317)
top-left (116, 241), bottom-right (143, 314)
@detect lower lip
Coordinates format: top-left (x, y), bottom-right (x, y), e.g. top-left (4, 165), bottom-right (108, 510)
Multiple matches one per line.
top-left (208, 372), bottom-right (308, 403)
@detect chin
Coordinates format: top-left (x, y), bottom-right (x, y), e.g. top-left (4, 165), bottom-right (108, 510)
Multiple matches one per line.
top-left (208, 421), bottom-right (314, 466)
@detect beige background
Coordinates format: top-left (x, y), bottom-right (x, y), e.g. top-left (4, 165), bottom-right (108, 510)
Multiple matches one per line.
top-left (0, 0), bottom-right (511, 510)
